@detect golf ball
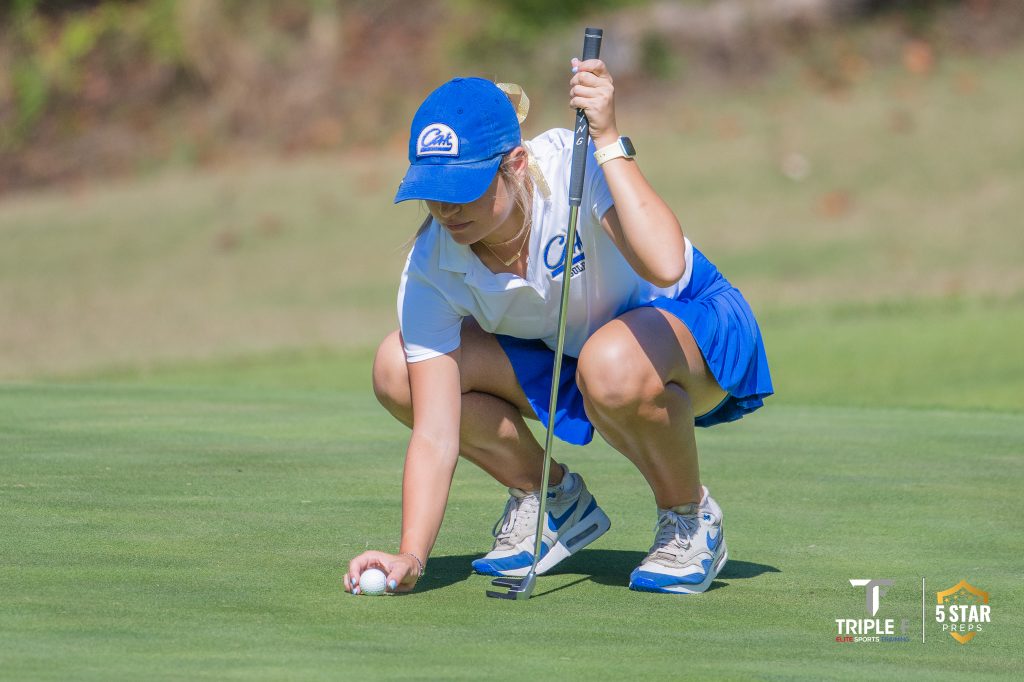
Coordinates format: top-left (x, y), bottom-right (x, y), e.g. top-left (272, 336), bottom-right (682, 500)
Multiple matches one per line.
top-left (358, 568), bottom-right (388, 596)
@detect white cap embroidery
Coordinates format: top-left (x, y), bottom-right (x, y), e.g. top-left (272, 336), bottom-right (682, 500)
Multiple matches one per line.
top-left (417, 123), bottom-right (459, 157)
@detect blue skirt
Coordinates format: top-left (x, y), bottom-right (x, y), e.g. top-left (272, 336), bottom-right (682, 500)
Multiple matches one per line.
top-left (495, 246), bottom-right (774, 446)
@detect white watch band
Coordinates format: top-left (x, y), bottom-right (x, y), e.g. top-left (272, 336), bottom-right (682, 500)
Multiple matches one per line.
top-left (593, 137), bottom-right (635, 166)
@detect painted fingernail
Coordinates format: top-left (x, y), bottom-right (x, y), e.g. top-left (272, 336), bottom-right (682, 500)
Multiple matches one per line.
top-left (388, 580), bottom-right (397, 590)
top-left (353, 586), bottom-right (360, 595)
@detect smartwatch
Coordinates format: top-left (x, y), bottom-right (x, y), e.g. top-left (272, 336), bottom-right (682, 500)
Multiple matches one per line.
top-left (593, 136), bottom-right (637, 166)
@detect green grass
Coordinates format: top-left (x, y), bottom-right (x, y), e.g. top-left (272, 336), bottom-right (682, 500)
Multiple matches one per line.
top-left (763, 295), bottom-right (1024, 412)
top-left (2, 379), bottom-right (1022, 680)
top-left (64, 293), bottom-right (1024, 414)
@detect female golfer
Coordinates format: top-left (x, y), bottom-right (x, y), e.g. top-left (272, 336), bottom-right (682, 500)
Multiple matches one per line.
top-left (344, 58), bottom-right (772, 595)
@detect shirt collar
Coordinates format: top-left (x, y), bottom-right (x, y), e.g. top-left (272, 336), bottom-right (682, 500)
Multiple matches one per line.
top-left (438, 224), bottom-right (471, 274)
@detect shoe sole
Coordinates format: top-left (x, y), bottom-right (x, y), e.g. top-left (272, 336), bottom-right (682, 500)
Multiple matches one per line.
top-left (476, 506), bottom-right (612, 578)
top-left (628, 543), bottom-right (728, 595)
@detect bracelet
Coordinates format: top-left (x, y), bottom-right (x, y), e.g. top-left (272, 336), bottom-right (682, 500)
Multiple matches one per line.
top-left (402, 552), bottom-right (425, 577)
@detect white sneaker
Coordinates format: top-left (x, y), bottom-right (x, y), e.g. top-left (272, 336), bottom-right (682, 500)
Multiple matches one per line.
top-left (471, 467), bottom-right (610, 577)
top-left (628, 487), bottom-right (727, 594)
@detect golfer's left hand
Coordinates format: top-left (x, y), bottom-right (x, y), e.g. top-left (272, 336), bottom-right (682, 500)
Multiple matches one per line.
top-left (569, 58), bottom-right (618, 147)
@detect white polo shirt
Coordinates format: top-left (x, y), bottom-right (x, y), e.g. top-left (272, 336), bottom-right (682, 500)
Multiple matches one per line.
top-left (397, 128), bottom-right (694, 362)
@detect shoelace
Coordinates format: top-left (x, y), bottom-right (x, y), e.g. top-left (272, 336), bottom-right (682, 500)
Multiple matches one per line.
top-left (491, 492), bottom-right (539, 548)
top-left (650, 509), bottom-right (700, 561)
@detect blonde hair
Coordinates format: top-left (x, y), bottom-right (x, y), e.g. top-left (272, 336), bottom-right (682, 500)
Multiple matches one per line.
top-left (407, 151), bottom-right (534, 246)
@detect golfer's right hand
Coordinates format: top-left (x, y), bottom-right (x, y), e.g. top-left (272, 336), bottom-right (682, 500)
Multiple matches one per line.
top-left (344, 551), bottom-right (419, 594)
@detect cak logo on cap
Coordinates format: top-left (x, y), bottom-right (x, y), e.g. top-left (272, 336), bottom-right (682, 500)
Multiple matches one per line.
top-left (417, 123), bottom-right (459, 157)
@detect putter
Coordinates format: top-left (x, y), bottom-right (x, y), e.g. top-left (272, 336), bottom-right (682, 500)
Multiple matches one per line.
top-left (486, 26), bottom-right (603, 601)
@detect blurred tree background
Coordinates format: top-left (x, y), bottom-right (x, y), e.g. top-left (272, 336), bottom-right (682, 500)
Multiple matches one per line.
top-left (2, 0), bottom-right (1021, 194)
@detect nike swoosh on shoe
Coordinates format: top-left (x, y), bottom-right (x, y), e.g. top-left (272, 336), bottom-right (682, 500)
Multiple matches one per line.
top-left (547, 498), bottom-right (579, 532)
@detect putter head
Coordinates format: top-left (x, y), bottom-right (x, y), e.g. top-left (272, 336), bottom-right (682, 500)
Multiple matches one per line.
top-left (485, 571), bottom-right (536, 600)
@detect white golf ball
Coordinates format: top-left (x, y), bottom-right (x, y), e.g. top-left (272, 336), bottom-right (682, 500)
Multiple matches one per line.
top-left (358, 568), bottom-right (388, 596)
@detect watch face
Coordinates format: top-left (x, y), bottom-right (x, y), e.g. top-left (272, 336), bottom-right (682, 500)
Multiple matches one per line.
top-left (620, 136), bottom-right (636, 157)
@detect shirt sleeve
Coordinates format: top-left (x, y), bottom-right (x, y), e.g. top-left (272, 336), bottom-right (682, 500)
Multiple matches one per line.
top-left (397, 253), bottom-right (464, 363)
top-left (583, 140), bottom-right (616, 223)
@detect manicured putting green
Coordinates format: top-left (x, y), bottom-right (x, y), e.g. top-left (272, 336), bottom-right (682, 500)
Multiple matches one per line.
top-left (2, 377), bottom-right (1020, 680)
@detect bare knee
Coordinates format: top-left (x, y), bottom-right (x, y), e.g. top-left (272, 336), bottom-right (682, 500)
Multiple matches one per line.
top-left (372, 330), bottom-right (412, 422)
top-left (576, 332), bottom-right (665, 413)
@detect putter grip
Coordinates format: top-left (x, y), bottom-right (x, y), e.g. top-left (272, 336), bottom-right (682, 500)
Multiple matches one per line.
top-left (569, 28), bottom-right (603, 207)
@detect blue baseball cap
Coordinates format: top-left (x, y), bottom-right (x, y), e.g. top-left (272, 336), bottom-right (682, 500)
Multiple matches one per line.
top-left (394, 78), bottom-right (522, 205)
